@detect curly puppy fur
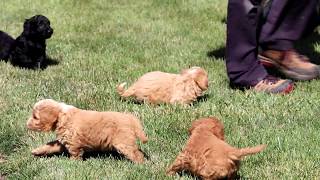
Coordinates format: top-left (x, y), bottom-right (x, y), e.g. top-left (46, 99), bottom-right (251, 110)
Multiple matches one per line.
top-left (167, 117), bottom-right (266, 180)
top-left (0, 15), bottom-right (53, 69)
top-left (0, 31), bottom-right (14, 60)
top-left (27, 99), bottom-right (148, 163)
top-left (117, 67), bottom-right (209, 105)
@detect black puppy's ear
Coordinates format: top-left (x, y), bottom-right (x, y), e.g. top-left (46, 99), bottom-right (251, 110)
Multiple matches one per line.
top-left (23, 18), bottom-right (32, 36)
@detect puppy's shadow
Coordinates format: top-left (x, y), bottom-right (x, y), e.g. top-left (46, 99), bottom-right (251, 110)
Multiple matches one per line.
top-left (83, 148), bottom-right (150, 161)
top-left (34, 145), bottom-right (150, 162)
top-left (42, 56), bottom-right (60, 68)
top-left (83, 150), bottom-right (126, 161)
top-left (175, 171), bottom-right (243, 180)
top-left (38, 56), bottom-right (60, 70)
top-left (191, 94), bottom-right (210, 107)
top-left (35, 150), bottom-right (126, 161)
top-left (10, 56), bottom-right (60, 70)
top-left (119, 98), bottom-right (144, 106)
top-left (176, 171), bottom-right (201, 180)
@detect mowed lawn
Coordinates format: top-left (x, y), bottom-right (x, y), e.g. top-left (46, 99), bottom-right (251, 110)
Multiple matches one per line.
top-left (1, 0), bottom-right (320, 179)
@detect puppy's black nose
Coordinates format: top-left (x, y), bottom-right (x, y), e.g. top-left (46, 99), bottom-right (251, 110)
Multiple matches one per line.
top-left (48, 28), bottom-right (53, 35)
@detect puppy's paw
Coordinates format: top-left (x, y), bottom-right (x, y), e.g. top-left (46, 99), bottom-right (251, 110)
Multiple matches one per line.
top-left (70, 156), bottom-right (82, 160)
top-left (31, 148), bottom-right (47, 156)
top-left (166, 169), bottom-right (176, 176)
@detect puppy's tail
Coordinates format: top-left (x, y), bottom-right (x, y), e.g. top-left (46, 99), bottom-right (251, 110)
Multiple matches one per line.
top-left (229, 144), bottom-right (267, 160)
top-left (117, 82), bottom-right (135, 98)
top-left (137, 130), bottom-right (148, 144)
top-left (130, 115), bottom-right (148, 143)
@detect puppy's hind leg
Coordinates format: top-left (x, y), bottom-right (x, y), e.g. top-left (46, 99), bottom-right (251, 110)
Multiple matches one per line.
top-left (113, 143), bottom-right (145, 163)
top-left (32, 140), bottom-right (65, 156)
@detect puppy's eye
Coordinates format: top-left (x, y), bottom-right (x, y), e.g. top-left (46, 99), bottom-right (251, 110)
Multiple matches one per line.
top-left (33, 113), bottom-right (38, 119)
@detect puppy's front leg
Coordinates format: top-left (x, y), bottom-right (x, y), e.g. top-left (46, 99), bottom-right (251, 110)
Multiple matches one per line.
top-left (66, 145), bottom-right (84, 160)
top-left (166, 153), bottom-right (189, 175)
top-left (36, 55), bottom-right (45, 69)
top-left (32, 140), bottom-right (65, 156)
top-left (114, 143), bottom-right (145, 163)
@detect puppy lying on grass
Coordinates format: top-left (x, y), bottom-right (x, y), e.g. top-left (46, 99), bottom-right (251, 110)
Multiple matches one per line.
top-left (0, 15), bottom-right (53, 69)
top-left (167, 117), bottom-right (266, 179)
top-left (27, 99), bottom-right (148, 163)
top-left (117, 67), bottom-right (208, 105)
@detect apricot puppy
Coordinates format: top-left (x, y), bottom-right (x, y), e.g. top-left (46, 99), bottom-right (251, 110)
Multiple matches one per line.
top-left (27, 99), bottom-right (148, 163)
top-left (167, 117), bottom-right (266, 180)
top-left (117, 67), bottom-right (208, 105)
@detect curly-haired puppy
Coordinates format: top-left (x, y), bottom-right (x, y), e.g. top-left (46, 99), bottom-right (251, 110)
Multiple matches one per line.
top-left (167, 117), bottom-right (266, 180)
top-left (0, 15), bottom-right (53, 69)
top-left (117, 67), bottom-right (208, 105)
top-left (27, 99), bottom-right (148, 163)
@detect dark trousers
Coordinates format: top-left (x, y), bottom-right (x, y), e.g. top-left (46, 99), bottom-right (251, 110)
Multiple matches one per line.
top-left (226, 0), bottom-right (319, 87)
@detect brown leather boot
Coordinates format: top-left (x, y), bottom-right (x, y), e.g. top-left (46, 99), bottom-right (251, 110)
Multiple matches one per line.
top-left (259, 50), bottom-right (319, 80)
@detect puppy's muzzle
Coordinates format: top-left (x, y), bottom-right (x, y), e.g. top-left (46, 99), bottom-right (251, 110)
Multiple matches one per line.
top-left (26, 118), bottom-right (33, 130)
top-left (45, 28), bottom-right (53, 38)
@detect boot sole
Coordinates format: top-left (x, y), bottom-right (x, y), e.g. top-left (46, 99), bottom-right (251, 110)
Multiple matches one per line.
top-left (258, 55), bottom-right (319, 81)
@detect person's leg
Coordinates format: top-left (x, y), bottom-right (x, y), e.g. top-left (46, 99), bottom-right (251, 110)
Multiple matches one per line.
top-left (303, 5), bottom-right (320, 37)
top-left (226, 0), bottom-right (267, 87)
top-left (226, 0), bottom-right (294, 93)
top-left (258, 0), bottom-right (320, 80)
top-left (260, 0), bottom-right (319, 51)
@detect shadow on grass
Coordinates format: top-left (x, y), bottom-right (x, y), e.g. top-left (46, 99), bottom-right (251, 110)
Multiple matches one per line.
top-left (207, 47), bottom-right (225, 60)
top-left (33, 140), bottom-right (150, 161)
top-left (83, 148), bottom-right (150, 161)
top-left (119, 93), bottom-right (210, 107)
top-left (191, 94), bottom-right (210, 107)
top-left (175, 171), bottom-right (244, 180)
top-left (9, 56), bottom-right (60, 70)
top-left (42, 56), bottom-right (60, 69)
top-left (118, 96), bottom-right (146, 106)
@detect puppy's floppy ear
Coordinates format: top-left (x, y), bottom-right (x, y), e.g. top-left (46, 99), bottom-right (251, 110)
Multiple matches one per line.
top-left (188, 120), bottom-right (202, 135)
top-left (188, 118), bottom-right (225, 140)
top-left (208, 118), bottom-right (225, 140)
top-left (181, 68), bottom-right (208, 91)
top-left (39, 105), bottom-right (61, 131)
top-left (189, 68), bottom-right (209, 91)
top-left (23, 18), bottom-right (32, 36)
top-left (33, 99), bottom-right (62, 131)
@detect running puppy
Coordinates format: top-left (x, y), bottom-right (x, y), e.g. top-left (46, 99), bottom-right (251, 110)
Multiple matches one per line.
top-left (27, 99), bottom-right (148, 163)
top-left (117, 67), bottom-right (208, 105)
top-left (167, 117), bottom-right (266, 179)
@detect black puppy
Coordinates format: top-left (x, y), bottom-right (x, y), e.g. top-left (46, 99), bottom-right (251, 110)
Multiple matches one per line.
top-left (0, 15), bottom-right (53, 69)
top-left (0, 31), bottom-right (15, 60)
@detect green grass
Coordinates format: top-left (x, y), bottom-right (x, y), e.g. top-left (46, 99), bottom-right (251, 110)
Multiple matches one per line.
top-left (1, 0), bottom-right (320, 179)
